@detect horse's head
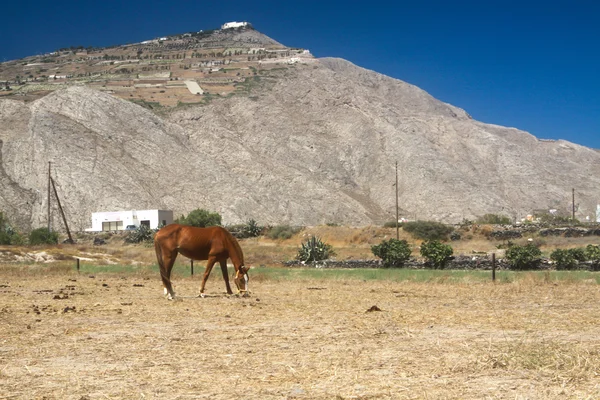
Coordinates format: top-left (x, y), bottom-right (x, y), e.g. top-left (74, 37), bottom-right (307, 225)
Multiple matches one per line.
top-left (234, 265), bottom-right (250, 294)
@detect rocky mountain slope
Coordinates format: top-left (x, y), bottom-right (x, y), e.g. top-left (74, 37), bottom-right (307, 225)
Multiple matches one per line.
top-left (1, 45), bottom-right (600, 232)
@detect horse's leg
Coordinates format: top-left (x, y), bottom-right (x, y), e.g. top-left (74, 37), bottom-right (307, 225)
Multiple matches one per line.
top-left (160, 251), bottom-right (178, 300)
top-left (219, 259), bottom-right (234, 295)
top-left (199, 257), bottom-right (217, 297)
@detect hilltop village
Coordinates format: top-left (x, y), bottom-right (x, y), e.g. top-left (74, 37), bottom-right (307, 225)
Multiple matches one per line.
top-left (0, 22), bottom-right (314, 107)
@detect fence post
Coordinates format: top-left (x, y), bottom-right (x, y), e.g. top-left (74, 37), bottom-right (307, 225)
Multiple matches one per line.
top-left (191, 259), bottom-right (194, 276)
top-left (76, 258), bottom-right (80, 273)
top-left (492, 253), bottom-right (496, 282)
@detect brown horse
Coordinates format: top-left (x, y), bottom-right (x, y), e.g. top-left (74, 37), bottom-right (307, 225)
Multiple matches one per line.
top-left (154, 224), bottom-right (249, 299)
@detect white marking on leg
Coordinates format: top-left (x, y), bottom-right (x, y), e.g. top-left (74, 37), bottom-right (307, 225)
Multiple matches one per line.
top-left (164, 287), bottom-right (168, 297)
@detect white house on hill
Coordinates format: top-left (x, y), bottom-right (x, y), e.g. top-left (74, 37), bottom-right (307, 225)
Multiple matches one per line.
top-left (90, 209), bottom-right (173, 231)
top-left (221, 21), bottom-right (248, 29)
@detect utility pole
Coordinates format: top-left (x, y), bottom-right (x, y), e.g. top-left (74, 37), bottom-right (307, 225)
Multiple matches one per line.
top-left (47, 161), bottom-right (51, 232)
top-left (395, 161), bottom-right (399, 240)
top-left (50, 177), bottom-right (73, 244)
top-left (572, 188), bottom-right (575, 222)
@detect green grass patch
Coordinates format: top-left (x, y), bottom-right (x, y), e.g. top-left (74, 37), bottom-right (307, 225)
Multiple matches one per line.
top-left (3, 262), bottom-right (599, 284)
top-left (250, 268), bottom-right (600, 284)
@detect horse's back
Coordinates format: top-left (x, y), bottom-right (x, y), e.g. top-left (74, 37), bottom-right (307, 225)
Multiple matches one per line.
top-left (155, 224), bottom-right (235, 261)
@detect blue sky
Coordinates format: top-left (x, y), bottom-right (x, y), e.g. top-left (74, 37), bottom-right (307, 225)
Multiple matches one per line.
top-left (2, 0), bottom-right (599, 149)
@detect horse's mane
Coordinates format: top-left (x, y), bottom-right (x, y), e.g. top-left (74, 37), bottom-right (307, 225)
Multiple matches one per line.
top-left (223, 228), bottom-right (245, 267)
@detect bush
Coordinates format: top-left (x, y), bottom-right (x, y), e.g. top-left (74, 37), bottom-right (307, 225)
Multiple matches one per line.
top-left (29, 227), bottom-right (59, 245)
top-left (402, 220), bottom-right (453, 241)
top-left (267, 225), bottom-right (301, 240)
top-left (243, 219), bottom-right (263, 237)
top-left (420, 240), bottom-right (453, 269)
top-left (371, 238), bottom-right (412, 268)
top-left (176, 208), bottom-right (221, 227)
top-left (0, 211), bottom-right (23, 245)
top-left (296, 236), bottom-right (335, 263)
top-left (505, 243), bottom-right (542, 270)
top-left (585, 244), bottom-right (600, 262)
top-left (476, 213), bottom-right (512, 225)
top-left (585, 245), bottom-right (600, 270)
top-left (124, 225), bottom-right (156, 244)
top-left (383, 220), bottom-right (400, 228)
top-left (0, 231), bottom-right (11, 245)
top-left (227, 219), bottom-right (264, 239)
top-left (550, 249), bottom-right (578, 270)
top-left (550, 248), bottom-right (586, 270)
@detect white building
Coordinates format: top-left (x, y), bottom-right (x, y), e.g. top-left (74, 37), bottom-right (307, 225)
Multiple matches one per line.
top-left (597, 204), bottom-right (600, 223)
top-left (221, 21), bottom-right (248, 29)
top-left (90, 209), bottom-right (173, 231)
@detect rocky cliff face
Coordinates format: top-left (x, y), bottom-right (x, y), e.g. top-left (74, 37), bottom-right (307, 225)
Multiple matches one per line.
top-left (1, 58), bottom-right (599, 231)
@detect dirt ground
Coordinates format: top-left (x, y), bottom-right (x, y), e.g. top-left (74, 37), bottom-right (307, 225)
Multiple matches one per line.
top-left (1, 268), bottom-right (599, 400)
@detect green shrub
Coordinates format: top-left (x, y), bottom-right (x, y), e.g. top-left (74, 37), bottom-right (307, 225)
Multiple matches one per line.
top-left (29, 227), bottom-right (59, 245)
top-left (585, 245), bottom-right (600, 271)
top-left (476, 213), bottom-right (512, 225)
top-left (383, 220), bottom-right (400, 228)
top-left (371, 238), bottom-right (412, 268)
top-left (402, 220), bottom-right (453, 241)
top-left (227, 219), bottom-right (264, 239)
top-left (505, 243), bottom-right (542, 270)
top-left (267, 225), bottom-right (301, 240)
top-left (0, 211), bottom-right (22, 244)
top-left (585, 244), bottom-right (600, 262)
top-left (550, 249), bottom-right (578, 270)
top-left (296, 236), bottom-right (335, 263)
top-left (176, 208), bottom-right (222, 227)
top-left (243, 219), bottom-right (263, 237)
top-left (420, 240), bottom-right (453, 269)
top-left (124, 225), bottom-right (156, 244)
top-left (0, 231), bottom-right (11, 245)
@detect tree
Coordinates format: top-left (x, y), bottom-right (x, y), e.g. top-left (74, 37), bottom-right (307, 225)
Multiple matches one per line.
top-left (177, 209), bottom-right (221, 228)
top-left (505, 243), bottom-right (542, 270)
top-left (420, 240), bottom-right (453, 269)
top-left (371, 239), bottom-right (412, 268)
top-left (550, 248), bottom-right (585, 270)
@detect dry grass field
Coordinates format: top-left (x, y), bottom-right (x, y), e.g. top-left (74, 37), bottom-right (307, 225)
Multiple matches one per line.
top-left (1, 226), bottom-right (600, 399)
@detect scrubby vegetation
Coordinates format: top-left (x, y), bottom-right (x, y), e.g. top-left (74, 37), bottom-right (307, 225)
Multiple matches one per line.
top-left (0, 212), bottom-right (23, 245)
top-left (28, 227), bottom-right (59, 245)
top-left (296, 236), bottom-right (335, 263)
top-left (124, 225), bottom-right (156, 244)
top-left (476, 213), bottom-right (512, 225)
top-left (402, 220), bottom-right (454, 241)
top-left (267, 225), bottom-right (302, 240)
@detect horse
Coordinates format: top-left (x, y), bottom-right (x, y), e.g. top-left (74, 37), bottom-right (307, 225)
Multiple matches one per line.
top-left (153, 224), bottom-right (249, 299)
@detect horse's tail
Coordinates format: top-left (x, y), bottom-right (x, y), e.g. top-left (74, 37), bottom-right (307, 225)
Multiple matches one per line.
top-left (154, 234), bottom-right (165, 271)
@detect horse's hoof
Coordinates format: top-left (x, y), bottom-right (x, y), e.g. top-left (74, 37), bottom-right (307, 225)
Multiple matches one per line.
top-left (199, 293), bottom-right (206, 298)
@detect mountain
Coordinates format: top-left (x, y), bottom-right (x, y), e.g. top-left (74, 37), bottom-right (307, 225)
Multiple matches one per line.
top-left (1, 26), bottom-right (599, 232)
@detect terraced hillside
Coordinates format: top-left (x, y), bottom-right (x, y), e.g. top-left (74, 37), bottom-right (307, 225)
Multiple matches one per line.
top-left (0, 24), bottom-right (314, 108)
